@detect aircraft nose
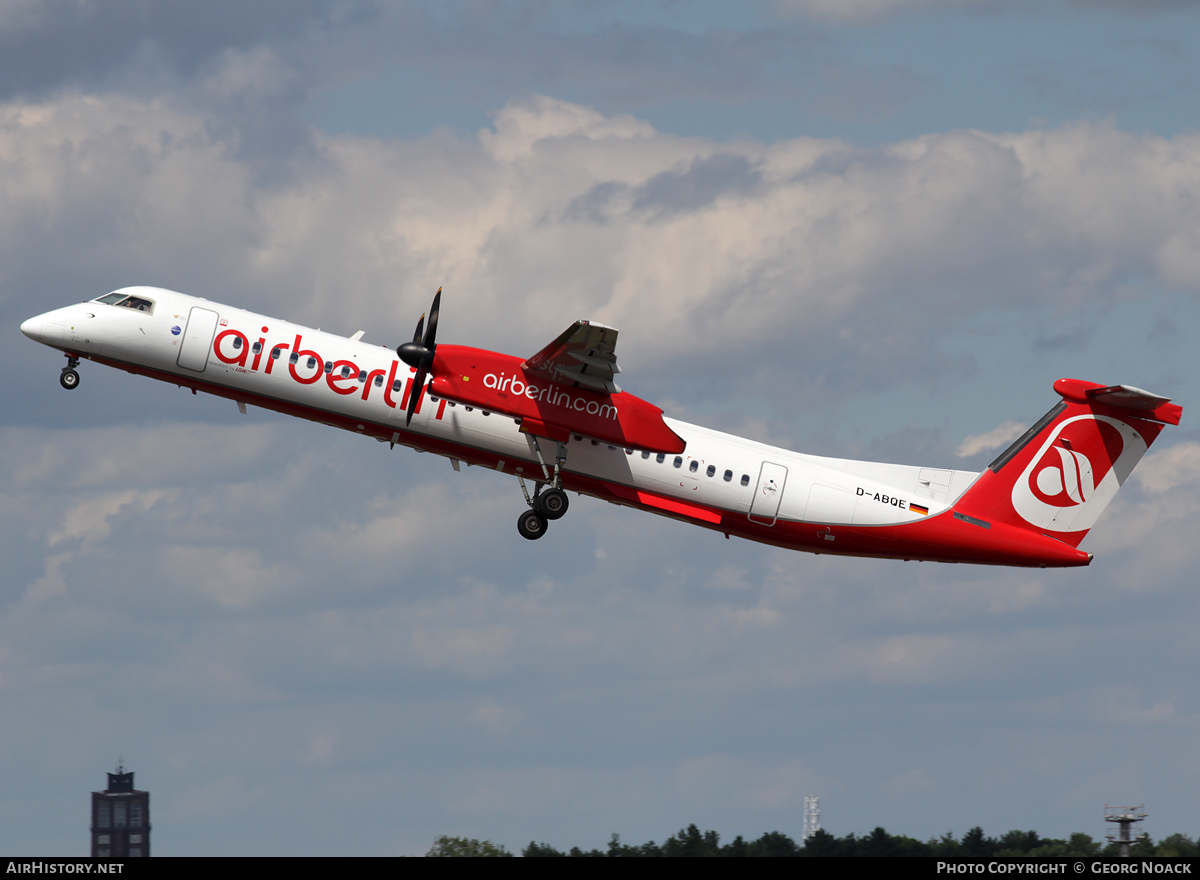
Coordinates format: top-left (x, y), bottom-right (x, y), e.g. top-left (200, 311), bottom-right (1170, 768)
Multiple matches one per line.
top-left (20, 315), bottom-right (44, 342)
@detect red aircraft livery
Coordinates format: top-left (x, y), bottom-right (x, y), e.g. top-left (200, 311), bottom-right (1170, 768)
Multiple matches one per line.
top-left (21, 287), bottom-right (1183, 567)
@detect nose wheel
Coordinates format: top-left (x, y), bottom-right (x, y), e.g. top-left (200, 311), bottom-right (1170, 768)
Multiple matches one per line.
top-left (60, 355), bottom-right (81, 390)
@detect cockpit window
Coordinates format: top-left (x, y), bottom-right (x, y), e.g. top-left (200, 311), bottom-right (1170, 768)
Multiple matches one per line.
top-left (94, 293), bottom-right (154, 314)
top-left (115, 295), bottom-right (154, 313)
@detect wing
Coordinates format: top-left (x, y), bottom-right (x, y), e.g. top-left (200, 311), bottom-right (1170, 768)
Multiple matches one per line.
top-left (523, 320), bottom-right (622, 394)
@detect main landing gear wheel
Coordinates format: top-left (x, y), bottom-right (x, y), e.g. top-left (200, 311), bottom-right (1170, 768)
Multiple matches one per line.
top-left (516, 436), bottom-right (570, 540)
top-left (60, 368), bottom-right (80, 390)
top-left (535, 487), bottom-right (569, 520)
top-left (517, 509), bottom-right (549, 540)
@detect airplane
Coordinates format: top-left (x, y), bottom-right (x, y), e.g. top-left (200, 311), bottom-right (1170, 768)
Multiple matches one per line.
top-left (21, 286), bottom-right (1182, 567)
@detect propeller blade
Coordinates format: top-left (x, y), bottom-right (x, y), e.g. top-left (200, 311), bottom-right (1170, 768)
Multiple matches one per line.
top-left (423, 287), bottom-right (441, 349)
top-left (406, 366), bottom-right (428, 426)
top-left (397, 287), bottom-right (443, 411)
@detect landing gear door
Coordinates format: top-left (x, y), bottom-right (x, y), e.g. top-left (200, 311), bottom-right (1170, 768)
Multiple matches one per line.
top-left (177, 307), bottom-right (219, 372)
top-left (748, 462), bottom-right (788, 526)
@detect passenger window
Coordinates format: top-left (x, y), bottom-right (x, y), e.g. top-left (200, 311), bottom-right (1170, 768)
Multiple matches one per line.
top-left (340, 365), bottom-right (351, 378)
top-left (374, 375), bottom-right (384, 387)
top-left (290, 352), bottom-right (299, 364)
top-left (232, 337), bottom-right (243, 349)
top-left (252, 342), bottom-right (262, 354)
top-left (657, 453), bottom-right (665, 464)
top-left (271, 348), bottom-right (281, 359)
top-left (307, 357), bottom-right (317, 369)
top-left (689, 460), bottom-right (699, 473)
top-left (626, 449), bottom-right (633, 455)
top-left (358, 371), bottom-right (366, 382)
top-left (706, 465), bottom-right (715, 477)
top-left (673, 456), bottom-right (683, 468)
top-left (740, 474), bottom-right (750, 486)
top-left (324, 361), bottom-right (333, 374)
top-left (723, 469), bottom-right (733, 482)
top-left (641, 451), bottom-right (650, 459)
top-left (393, 380), bottom-right (402, 392)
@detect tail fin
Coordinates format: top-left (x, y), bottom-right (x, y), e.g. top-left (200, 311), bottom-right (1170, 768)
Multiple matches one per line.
top-left (954, 379), bottom-right (1182, 548)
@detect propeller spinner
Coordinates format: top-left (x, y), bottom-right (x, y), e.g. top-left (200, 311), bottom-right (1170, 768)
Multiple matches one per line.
top-left (396, 287), bottom-right (441, 425)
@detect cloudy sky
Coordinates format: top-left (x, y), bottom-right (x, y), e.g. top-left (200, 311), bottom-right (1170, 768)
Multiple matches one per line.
top-left (3, 0), bottom-right (1199, 856)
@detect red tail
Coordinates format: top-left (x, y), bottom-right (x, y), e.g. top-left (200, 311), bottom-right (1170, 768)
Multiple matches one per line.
top-left (954, 380), bottom-right (1181, 548)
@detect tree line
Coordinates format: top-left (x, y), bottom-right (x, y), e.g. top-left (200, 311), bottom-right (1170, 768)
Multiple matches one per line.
top-left (426, 826), bottom-right (1200, 857)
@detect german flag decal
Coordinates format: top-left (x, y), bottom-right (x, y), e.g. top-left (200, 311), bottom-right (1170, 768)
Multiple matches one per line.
top-left (909, 502), bottom-right (929, 516)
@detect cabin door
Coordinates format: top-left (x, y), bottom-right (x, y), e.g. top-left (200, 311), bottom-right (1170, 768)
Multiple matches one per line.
top-left (177, 307), bottom-right (219, 372)
top-left (748, 462), bottom-right (788, 526)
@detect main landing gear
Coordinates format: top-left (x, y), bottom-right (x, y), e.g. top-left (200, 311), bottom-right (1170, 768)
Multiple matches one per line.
top-left (60, 354), bottom-right (81, 390)
top-left (515, 436), bottom-right (570, 540)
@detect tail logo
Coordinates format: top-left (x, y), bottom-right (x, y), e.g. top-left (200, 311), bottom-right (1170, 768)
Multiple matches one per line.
top-left (1028, 420), bottom-right (1123, 507)
top-left (1011, 415), bottom-right (1146, 533)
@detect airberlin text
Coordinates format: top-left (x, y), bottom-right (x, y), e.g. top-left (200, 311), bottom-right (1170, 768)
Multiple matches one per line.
top-left (856, 487), bottom-right (910, 510)
top-left (484, 373), bottom-right (618, 420)
top-left (211, 328), bottom-right (441, 419)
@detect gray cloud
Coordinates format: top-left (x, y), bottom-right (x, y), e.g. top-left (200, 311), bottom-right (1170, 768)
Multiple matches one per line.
top-left (0, 0), bottom-right (367, 100)
top-left (633, 154), bottom-right (764, 215)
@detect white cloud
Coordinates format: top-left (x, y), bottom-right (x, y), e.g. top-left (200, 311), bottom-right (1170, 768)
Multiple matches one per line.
top-left (49, 489), bottom-right (176, 548)
top-left (956, 420), bottom-right (1025, 457)
top-left (8, 95), bottom-right (1200, 402)
top-left (1132, 440), bottom-right (1200, 494)
top-left (1086, 441), bottom-right (1200, 578)
top-left (480, 94), bottom-right (656, 163)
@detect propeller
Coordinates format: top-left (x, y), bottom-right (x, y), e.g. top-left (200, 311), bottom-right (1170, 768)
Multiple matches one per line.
top-left (396, 287), bottom-right (441, 425)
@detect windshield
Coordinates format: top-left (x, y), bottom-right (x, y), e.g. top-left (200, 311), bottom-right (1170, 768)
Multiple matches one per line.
top-left (93, 292), bottom-right (155, 314)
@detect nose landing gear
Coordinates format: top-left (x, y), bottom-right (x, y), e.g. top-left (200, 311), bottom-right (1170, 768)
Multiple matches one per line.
top-left (60, 354), bottom-right (81, 390)
top-left (515, 436), bottom-right (570, 540)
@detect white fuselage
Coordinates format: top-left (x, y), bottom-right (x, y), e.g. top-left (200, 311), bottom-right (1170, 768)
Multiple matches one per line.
top-left (22, 287), bottom-right (980, 539)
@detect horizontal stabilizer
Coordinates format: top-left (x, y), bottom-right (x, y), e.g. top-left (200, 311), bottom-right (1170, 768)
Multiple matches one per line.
top-left (1054, 378), bottom-right (1182, 425)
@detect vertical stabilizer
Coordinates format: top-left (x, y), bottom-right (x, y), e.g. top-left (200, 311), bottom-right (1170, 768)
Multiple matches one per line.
top-left (953, 380), bottom-right (1181, 548)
